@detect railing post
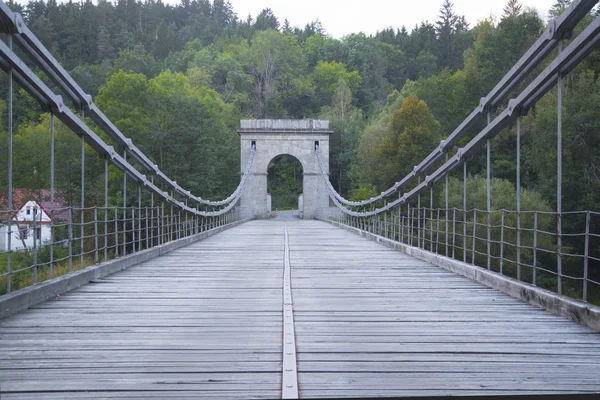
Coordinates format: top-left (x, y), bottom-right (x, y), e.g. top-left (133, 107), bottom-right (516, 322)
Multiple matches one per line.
top-left (452, 208), bottom-right (456, 259)
top-left (6, 34), bottom-right (13, 294)
top-left (122, 153), bottom-right (127, 256)
top-left (33, 207), bottom-right (38, 284)
top-left (445, 153), bottom-right (449, 257)
top-left (122, 205), bottom-right (127, 256)
top-left (68, 207), bottom-right (73, 272)
top-left (430, 187), bottom-right (434, 252)
top-left (516, 117), bottom-right (522, 281)
top-left (80, 132), bottom-right (85, 271)
top-left (472, 209), bottom-right (477, 265)
top-left (138, 185), bottom-right (142, 252)
top-left (104, 159), bottom-right (108, 263)
top-left (94, 207), bottom-right (98, 264)
top-left (167, 205), bottom-right (171, 241)
top-left (436, 208), bottom-right (440, 254)
top-left (159, 204), bottom-right (163, 246)
top-left (583, 211), bottom-right (590, 302)
top-left (384, 211), bottom-right (387, 238)
top-left (556, 41), bottom-right (564, 295)
top-left (463, 161), bottom-right (468, 263)
top-left (422, 204), bottom-right (426, 250)
top-left (146, 207), bottom-right (149, 250)
top-left (131, 207), bottom-right (135, 254)
top-left (150, 177), bottom-right (154, 247)
top-left (408, 204), bottom-right (412, 246)
top-left (114, 207), bottom-right (119, 257)
top-left (500, 209), bottom-right (505, 275)
top-left (398, 203), bottom-right (402, 242)
top-left (50, 113), bottom-right (55, 278)
top-left (417, 177), bottom-right (421, 248)
top-left (533, 211), bottom-right (538, 286)
top-left (411, 206), bottom-right (415, 247)
top-left (487, 116), bottom-right (492, 271)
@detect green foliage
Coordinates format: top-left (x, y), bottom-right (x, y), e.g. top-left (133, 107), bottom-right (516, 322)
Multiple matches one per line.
top-left (310, 61), bottom-right (361, 111)
top-left (374, 95), bottom-right (441, 189)
top-left (267, 155), bottom-right (303, 209)
top-left (249, 30), bottom-right (310, 118)
top-left (463, 11), bottom-right (544, 96)
top-left (520, 68), bottom-right (600, 214)
top-left (439, 174), bottom-right (554, 285)
top-left (2, 0), bottom-right (599, 304)
top-left (350, 184), bottom-right (378, 202)
top-left (113, 45), bottom-right (161, 78)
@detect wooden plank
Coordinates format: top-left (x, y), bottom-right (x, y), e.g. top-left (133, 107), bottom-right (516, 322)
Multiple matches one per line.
top-left (287, 220), bottom-right (600, 398)
top-left (2, 219), bottom-right (600, 399)
top-left (0, 222), bottom-right (286, 399)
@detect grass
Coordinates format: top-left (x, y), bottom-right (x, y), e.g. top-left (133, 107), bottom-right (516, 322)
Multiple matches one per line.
top-left (0, 238), bottom-right (121, 296)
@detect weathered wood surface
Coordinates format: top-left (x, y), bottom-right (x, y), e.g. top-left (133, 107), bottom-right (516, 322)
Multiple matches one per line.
top-left (1, 219), bottom-right (600, 399)
top-left (287, 221), bottom-right (600, 398)
top-left (0, 222), bottom-right (285, 400)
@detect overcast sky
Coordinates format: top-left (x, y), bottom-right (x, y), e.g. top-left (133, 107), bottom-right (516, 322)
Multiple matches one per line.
top-left (225, 0), bottom-right (554, 38)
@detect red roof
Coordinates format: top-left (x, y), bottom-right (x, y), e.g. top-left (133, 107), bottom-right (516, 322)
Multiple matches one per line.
top-left (0, 189), bottom-right (68, 221)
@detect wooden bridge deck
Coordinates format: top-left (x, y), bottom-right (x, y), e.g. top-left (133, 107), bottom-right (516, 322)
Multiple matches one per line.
top-left (1, 220), bottom-right (600, 399)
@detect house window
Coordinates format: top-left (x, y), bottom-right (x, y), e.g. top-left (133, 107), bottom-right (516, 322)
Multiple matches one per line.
top-left (26, 208), bottom-right (31, 215)
top-left (19, 226), bottom-right (28, 240)
top-left (35, 227), bottom-right (42, 240)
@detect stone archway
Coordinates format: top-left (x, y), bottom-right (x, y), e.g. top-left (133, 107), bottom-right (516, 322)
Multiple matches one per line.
top-left (238, 120), bottom-right (332, 219)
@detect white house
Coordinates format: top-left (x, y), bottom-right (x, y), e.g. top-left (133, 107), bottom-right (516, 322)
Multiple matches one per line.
top-left (0, 200), bottom-right (53, 252)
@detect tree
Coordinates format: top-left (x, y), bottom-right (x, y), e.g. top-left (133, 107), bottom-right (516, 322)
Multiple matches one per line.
top-left (31, 16), bottom-right (57, 53)
top-left (309, 61), bottom-right (361, 111)
top-left (550, 0), bottom-right (572, 16)
top-left (375, 95), bottom-right (441, 189)
top-left (435, 0), bottom-right (470, 71)
top-left (441, 175), bottom-right (553, 279)
top-left (254, 8), bottom-right (279, 31)
top-left (503, 0), bottom-right (523, 18)
top-left (344, 33), bottom-right (388, 111)
top-left (249, 30), bottom-right (307, 118)
top-left (268, 155), bottom-right (303, 209)
top-left (436, 0), bottom-right (458, 69)
top-left (97, 26), bottom-right (115, 62)
top-left (113, 45), bottom-right (161, 78)
top-left (95, 70), bottom-right (151, 148)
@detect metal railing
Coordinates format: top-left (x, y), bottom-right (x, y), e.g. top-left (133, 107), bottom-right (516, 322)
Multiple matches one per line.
top-left (0, 205), bottom-right (240, 294)
top-left (326, 207), bottom-right (599, 304)
top-left (317, 0), bottom-right (600, 306)
top-left (0, 1), bottom-right (254, 295)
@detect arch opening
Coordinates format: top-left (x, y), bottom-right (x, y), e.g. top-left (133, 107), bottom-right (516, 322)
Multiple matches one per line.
top-left (267, 154), bottom-right (303, 213)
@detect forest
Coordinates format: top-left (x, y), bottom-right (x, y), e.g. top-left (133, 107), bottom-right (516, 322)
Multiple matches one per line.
top-left (0, 0), bottom-right (598, 299)
top-left (0, 1), bottom-right (598, 225)
top-left (0, 0), bottom-right (597, 211)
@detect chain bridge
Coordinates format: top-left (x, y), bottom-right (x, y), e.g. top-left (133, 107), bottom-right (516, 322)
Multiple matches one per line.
top-left (1, 0), bottom-right (600, 398)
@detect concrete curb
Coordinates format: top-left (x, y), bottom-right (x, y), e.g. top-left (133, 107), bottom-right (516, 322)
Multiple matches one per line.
top-left (324, 219), bottom-right (600, 333)
top-left (0, 219), bottom-right (249, 320)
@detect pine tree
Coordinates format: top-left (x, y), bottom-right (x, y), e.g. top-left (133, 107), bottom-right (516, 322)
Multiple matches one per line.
top-left (97, 26), bottom-right (115, 62)
top-left (436, 0), bottom-right (457, 69)
top-left (503, 0), bottom-right (523, 18)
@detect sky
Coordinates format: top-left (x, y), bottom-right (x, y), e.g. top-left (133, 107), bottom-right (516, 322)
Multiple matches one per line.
top-left (224, 0), bottom-right (554, 39)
